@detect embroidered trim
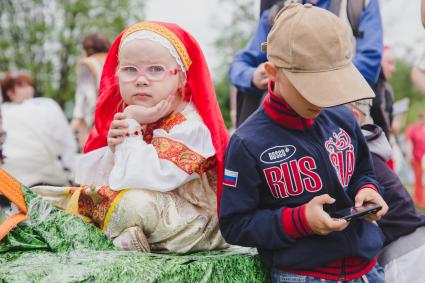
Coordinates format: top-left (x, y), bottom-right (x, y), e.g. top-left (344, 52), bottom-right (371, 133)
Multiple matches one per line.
top-left (121, 22), bottom-right (192, 71)
top-left (102, 189), bottom-right (128, 232)
top-left (77, 185), bottom-right (125, 230)
top-left (151, 136), bottom-right (216, 175)
top-left (121, 31), bottom-right (186, 74)
top-left (143, 112), bottom-right (187, 143)
top-left (157, 112), bottom-right (186, 132)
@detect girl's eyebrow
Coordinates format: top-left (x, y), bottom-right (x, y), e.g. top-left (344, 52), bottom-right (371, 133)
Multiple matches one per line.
top-left (119, 58), bottom-right (167, 66)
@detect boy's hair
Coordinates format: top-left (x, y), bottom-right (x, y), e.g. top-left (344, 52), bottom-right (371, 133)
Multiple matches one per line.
top-left (82, 33), bottom-right (111, 56)
top-left (0, 71), bottom-right (33, 102)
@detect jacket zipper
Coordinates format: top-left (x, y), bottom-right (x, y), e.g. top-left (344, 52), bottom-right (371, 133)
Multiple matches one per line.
top-left (311, 130), bottom-right (351, 281)
top-left (340, 257), bottom-right (346, 282)
top-left (309, 130), bottom-right (338, 215)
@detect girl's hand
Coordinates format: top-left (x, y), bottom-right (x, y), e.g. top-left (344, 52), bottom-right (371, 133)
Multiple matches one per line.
top-left (305, 194), bottom-right (349, 235)
top-left (124, 94), bottom-right (180, 124)
top-left (107, 112), bottom-right (128, 152)
top-left (354, 187), bottom-right (388, 221)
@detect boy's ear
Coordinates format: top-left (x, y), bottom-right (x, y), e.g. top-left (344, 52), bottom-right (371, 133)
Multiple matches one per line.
top-left (264, 62), bottom-right (278, 81)
top-left (350, 107), bottom-right (362, 125)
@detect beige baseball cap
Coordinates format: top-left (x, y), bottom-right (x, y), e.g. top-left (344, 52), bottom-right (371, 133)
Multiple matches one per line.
top-left (265, 3), bottom-right (375, 108)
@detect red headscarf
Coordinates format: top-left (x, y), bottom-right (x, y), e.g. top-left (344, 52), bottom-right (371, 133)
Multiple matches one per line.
top-left (84, 21), bottom-right (229, 212)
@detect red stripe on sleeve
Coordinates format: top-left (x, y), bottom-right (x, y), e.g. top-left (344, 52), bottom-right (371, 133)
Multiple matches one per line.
top-left (282, 208), bottom-right (300, 238)
top-left (356, 183), bottom-right (379, 195)
top-left (282, 206), bottom-right (313, 239)
top-left (299, 204), bottom-right (314, 235)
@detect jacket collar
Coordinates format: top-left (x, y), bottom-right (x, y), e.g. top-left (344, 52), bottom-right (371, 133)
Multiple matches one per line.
top-left (263, 81), bottom-right (315, 131)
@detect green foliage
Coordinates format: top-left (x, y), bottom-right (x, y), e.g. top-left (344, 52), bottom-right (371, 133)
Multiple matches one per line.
top-left (388, 60), bottom-right (425, 129)
top-left (215, 76), bottom-right (232, 128)
top-left (405, 99), bottom-right (425, 128)
top-left (0, 0), bottom-right (145, 108)
top-left (213, 0), bottom-right (257, 128)
top-left (389, 61), bottom-right (422, 102)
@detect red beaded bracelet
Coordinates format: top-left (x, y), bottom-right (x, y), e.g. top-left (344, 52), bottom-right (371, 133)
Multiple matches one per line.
top-left (125, 128), bottom-right (144, 137)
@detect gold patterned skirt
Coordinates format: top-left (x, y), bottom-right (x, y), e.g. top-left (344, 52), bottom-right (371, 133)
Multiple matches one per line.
top-left (31, 172), bottom-right (228, 253)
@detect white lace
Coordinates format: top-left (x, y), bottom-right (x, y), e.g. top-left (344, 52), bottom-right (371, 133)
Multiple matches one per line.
top-left (121, 30), bottom-right (186, 75)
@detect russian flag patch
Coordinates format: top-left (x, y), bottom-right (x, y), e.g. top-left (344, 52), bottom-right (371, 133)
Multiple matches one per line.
top-left (223, 169), bottom-right (238, 187)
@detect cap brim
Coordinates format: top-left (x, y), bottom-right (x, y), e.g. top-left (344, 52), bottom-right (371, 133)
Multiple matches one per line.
top-left (281, 63), bottom-right (375, 108)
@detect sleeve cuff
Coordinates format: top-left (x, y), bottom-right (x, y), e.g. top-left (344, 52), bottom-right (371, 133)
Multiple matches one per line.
top-left (241, 68), bottom-right (258, 93)
top-left (281, 204), bottom-right (314, 239)
top-left (355, 183), bottom-right (379, 195)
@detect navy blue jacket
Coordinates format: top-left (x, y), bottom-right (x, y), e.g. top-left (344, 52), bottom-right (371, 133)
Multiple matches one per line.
top-left (374, 154), bottom-right (425, 244)
top-left (219, 103), bottom-right (384, 275)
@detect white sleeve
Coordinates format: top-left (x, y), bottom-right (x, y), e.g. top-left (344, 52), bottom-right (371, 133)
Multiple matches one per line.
top-left (42, 99), bottom-right (77, 172)
top-left (109, 118), bottom-right (215, 192)
top-left (75, 146), bottom-right (115, 185)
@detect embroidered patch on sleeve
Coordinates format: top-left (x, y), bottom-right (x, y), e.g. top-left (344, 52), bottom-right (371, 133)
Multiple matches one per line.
top-left (151, 137), bottom-right (215, 175)
top-left (223, 169), bottom-right (239, 187)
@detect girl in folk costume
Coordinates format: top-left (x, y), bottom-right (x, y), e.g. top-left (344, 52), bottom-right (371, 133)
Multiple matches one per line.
top-left (33, 21), bottom-right (229, 253)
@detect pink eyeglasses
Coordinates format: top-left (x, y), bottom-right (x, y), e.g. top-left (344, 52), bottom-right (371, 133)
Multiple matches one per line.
top-left (116, 64), bottom-right (181, 82)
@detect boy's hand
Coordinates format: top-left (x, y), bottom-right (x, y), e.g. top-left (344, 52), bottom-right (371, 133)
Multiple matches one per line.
top-left (305, 194), bottom-right (349, 235)
top-left (107, 112), bottom-right (128, 152)
top-left (354, 188), bottom-right (388, 221)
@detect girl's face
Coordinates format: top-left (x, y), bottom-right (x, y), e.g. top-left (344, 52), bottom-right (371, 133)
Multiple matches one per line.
top-left (118, 39), bottom-right (184, 108)
top-left (7, 83), bottom-right (34, 104)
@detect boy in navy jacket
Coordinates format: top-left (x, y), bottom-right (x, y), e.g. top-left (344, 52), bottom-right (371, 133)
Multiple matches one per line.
top-left (219, 4), bottom-right (388, 282)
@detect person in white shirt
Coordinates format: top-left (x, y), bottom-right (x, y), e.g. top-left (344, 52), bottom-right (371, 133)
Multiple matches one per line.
top-left (0, 71), bottom-right (77, 186)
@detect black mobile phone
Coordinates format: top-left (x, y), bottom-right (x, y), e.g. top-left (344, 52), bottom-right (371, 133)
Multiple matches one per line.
top-left (331, 204), bottom-right (382, 221)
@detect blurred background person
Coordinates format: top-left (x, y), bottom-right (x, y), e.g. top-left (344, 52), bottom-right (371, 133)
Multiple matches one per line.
top-left (390, 98), bottom-right (411, 182)
top-left (370, 45), bottom-right (395, 140)
top-left (411, 50), bottom-right (425, 99)
top-left (0, 71), bottom-right (77, 187)
top-left (405, 111), bottom-right (425, 207)
top-left (70, 33), bottom-right (110, 150)
top-left (229, 0), bottom-right (383, 126)
top-left (0, 87), bottom-right (5, 165)
top-left (422, 0), bottom-right (425, 27)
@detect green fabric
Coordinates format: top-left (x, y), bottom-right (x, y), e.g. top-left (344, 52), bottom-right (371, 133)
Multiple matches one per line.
top-left (0, 187), bottom-right (269, 282)
top-left (0, 185), bottom-right (115, 253)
